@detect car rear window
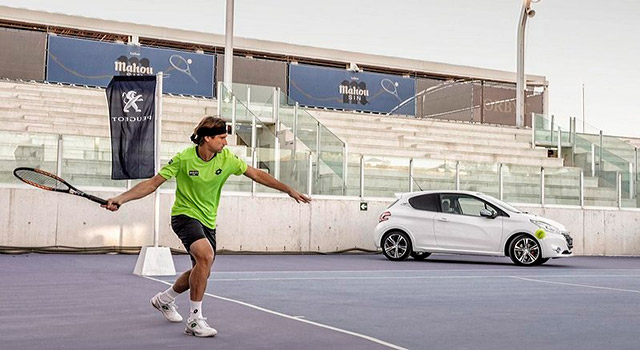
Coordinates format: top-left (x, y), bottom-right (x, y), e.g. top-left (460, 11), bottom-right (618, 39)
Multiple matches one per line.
top-left (408, 194), bottom-right (440, 212)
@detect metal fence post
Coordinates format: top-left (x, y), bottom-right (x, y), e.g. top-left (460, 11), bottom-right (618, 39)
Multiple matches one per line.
top-left (498, 163), bottom-right (503, 200)
top-left (216, 81), bottom-right (222, 114)
top-left (409, 158), bottom-right (414, 192)
top-left (629, 162), bottom-right (634, 200)
top-left (293, 102), bottom-right (299, 155)
top-left (541, 167), bottom-right (545, 206)
top-left (617, 171), bottom-right (622, 209)
top-left (635, 147), bottom-right (638, 194)
top-left (315, 122), bottom-right (321, 182)
top-left (455, 161), bottom-right (460, 190)
top-left (252, 148), bottom-right (257, 195)
top-left (557, 127), bottom-right (562, 159)
top-left (591, 144), bottom-right (596, 178)
top-left (274, 136), bottom-right (280, 180)
top-left (580, 171), bottom-right (584, 207)
top-left (599, 130), bottom-right (603, 176)
top-left (550, 115), bottom-right (555, 143)
top-left (571, 117), bottom-right (576, 145)
top-left (251, 114), bottom-right (257, 149)
top-left (307, 152), bottom-right (313, 196)
top-left (273, 87), bottom-right (280, 132)
top-left (342, 143), bottom-right (348, 196)
top-left (246, 85), bottom-right (251, 110)
top-left (359, 155), bottom-right (365, 199)
top-left (56, 134), bottom-right (63, 177)
top-left (231, 95), bottom-right (237, 138)
top-left (531, 113), bottom-right (536, 149)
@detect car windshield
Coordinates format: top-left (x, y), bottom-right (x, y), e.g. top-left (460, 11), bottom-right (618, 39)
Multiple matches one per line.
top-left (481, 195), bottom-right (523, 213)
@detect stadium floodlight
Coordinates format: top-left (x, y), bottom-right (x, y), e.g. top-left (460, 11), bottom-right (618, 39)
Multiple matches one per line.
top-left (516, 0), bottom-right (540, 127)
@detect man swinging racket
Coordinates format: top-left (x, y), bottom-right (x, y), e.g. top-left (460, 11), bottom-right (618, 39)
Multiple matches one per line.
top-left (102, 116), bottom-right (311, 337)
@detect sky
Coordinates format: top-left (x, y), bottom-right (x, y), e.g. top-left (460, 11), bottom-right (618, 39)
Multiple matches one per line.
top-left (1, 0), bottom-right (639, 137)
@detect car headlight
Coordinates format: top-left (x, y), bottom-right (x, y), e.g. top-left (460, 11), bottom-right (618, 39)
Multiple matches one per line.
top-left (530, 219), bottom-right (560, 234)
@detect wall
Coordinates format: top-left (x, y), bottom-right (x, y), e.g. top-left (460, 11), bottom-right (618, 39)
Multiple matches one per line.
top-left (1, 187), bottom-right (639, 256)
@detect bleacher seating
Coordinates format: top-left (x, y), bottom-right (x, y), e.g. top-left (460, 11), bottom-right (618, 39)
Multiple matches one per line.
top-left (0, 79), bottom-right (634, 207)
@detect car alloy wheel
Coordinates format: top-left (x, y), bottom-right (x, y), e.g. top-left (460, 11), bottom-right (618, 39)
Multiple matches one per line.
top-left (509, 234), bottom-right (544, 266)
top-left (382, 231), bottom-right (412, 261)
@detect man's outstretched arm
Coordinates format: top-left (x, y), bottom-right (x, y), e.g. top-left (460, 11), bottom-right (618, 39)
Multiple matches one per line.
top-left (243, 166), bottom-right (311, 203)
top-left (102, 174), bottom-right (167, 211)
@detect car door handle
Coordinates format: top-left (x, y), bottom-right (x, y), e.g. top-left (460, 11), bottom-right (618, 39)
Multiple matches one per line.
top-left (437, 217), bottom-right (448, 222)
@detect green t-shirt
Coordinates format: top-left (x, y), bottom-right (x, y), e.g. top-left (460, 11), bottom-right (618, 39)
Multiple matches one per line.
top-left (158, 146), bottom-right (248, 229)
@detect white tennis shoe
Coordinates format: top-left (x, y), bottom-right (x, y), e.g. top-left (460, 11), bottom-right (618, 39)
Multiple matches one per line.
top-left (150, 293), bottom-right (183, 323)
top-left (185, 317), bottom-right (218, 337)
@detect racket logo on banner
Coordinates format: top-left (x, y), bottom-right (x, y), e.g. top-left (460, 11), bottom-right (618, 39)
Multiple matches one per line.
top-left (169, 54), bottom-right (198, 84)
top-left (121, 90), bottom-right (144, 112)
top-left (381, 78), bottom-right (402, 101)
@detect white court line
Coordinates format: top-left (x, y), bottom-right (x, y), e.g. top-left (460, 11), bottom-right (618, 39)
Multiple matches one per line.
top-left (207, 274), bottom-right (640, 282)
top-left (511, 276), bottom-right (640, 294)
top-left (210, 268), bottom-right (640, 275)
top-left (144, 276), bottom-right (408, 350)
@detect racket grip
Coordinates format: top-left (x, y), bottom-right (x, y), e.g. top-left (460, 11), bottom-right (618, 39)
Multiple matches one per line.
top-left (84, 194), bottom-right (108, 205)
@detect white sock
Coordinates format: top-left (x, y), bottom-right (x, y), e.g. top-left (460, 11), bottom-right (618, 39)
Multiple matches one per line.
top-left (190, 300), bottom-right (203, 320)
top-left (159, 287), bottom-right (181, 303)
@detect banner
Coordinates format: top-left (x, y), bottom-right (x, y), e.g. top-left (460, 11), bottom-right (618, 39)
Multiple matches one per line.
top-left (48, 35), bottom-right (214, 97)
top-left (216, 54), bottom-right (287, 93)
top-left (107, 76), bottom-right (156, 180)
top-left (288, 64), bottom-right (416, 115)
top-left (0, 28), bottom-right (46, 81)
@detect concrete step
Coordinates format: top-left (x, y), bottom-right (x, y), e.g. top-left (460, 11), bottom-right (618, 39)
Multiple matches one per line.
top-left (319, 118), bottom-right (530, 143)
top-left (313, 109), bottom-right (532, 136)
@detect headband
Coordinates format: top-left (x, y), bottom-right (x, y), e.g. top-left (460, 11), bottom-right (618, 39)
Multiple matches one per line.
top-left (190, 124), bottom-right (227, 144)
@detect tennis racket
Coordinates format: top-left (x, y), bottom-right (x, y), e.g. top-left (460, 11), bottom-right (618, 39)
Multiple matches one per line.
top-left (13, 167), bottom-right (111, 206)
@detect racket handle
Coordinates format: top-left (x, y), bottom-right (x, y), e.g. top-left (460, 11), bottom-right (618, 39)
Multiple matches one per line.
top-left (84, 193), bottom-right (108, 205)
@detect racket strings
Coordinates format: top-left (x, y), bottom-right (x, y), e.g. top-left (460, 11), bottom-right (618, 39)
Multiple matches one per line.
top-left (15, 169), bottom-right (69, 191)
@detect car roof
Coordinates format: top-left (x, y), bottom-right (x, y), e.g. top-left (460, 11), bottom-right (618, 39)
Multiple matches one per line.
top-left (397, 190), bottom-right (486, 200)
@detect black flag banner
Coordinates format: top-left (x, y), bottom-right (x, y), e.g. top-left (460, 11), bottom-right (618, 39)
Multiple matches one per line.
top-left (106, 75), bottom-right (156, 180)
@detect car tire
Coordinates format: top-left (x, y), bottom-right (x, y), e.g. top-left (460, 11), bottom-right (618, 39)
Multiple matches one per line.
top-left (410, 251), bottom-right (431, 261)
top-left (508, 234), bottom-right (545, 266)
top-left (536, 258), bottom-right (550, 266)
top-left (381, 231), bottom-right (412, 261)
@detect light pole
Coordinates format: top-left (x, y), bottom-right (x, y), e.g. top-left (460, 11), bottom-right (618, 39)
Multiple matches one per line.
top-left (516, 0), bottom-right (539, 127)
top-left (223, 0), bottom-right (234, 90)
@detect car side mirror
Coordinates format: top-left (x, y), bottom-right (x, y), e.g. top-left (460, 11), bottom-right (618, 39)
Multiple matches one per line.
top-left (480, 209), bottom-right (496, 218)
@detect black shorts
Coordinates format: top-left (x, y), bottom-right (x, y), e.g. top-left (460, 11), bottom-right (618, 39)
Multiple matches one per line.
top-left (171, 215), bottom-right (216, 265)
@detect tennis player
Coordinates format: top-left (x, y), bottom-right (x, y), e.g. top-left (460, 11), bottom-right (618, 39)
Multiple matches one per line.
top-left (102, 116), bottom-right (311, 337)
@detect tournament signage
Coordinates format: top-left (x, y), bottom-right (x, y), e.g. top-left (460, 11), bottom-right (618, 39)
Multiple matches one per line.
top-left (288, 64), bottom-right (416, 115)
top-left (106, 76), bottom-right (156, 180)
top-left (47, 35), bottom-right (215, 97)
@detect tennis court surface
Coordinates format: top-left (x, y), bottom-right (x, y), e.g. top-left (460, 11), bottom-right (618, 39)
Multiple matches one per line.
top-left (2, 253), bottom-right (639, 350)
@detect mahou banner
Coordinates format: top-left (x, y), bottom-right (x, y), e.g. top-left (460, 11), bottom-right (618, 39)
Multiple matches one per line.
top-left (106, 76), bottom-right (156, 180)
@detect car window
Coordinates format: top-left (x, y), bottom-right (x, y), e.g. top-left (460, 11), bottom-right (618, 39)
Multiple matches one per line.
top-left (408, 194), bottom-right (439, 212)
top-left (458, 197), bottom-right (489, 216)
top-left (440, 194), bottom-right (498, 217)
top-left (439, 195), bottom-right (461, 214)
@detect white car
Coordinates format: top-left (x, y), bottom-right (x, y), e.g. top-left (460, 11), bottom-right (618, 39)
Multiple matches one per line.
top-left (374, 191), bottom-right (573, 266)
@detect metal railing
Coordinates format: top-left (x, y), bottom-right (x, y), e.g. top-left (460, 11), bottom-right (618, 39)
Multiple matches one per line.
top-left (1, 128), bottom-right (638, 208)
top-left (533, 113), bottom-right (638, 207)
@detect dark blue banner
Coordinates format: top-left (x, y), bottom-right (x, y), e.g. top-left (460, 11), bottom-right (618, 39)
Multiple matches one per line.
top-left (107, 76), bottom-right (156, 180)
top-left (47, 35), bottom-right (215, 97)
top-left (288, 64), bottom-right (416, 115)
